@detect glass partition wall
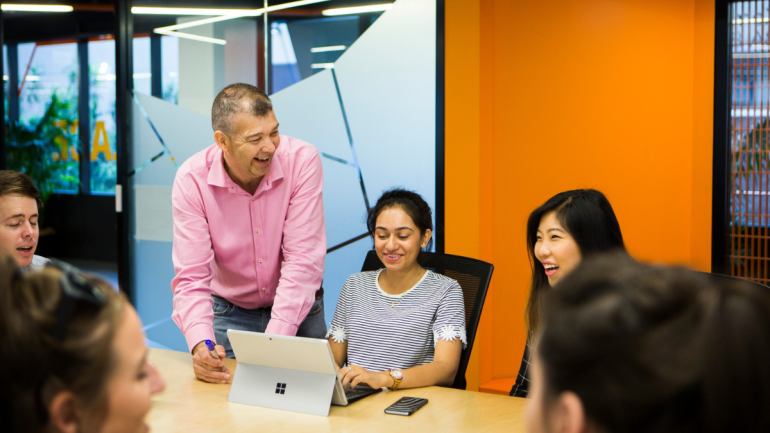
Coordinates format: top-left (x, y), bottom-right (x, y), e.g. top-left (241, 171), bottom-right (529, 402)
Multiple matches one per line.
top-left (1, 0), bottom-right (440, 351)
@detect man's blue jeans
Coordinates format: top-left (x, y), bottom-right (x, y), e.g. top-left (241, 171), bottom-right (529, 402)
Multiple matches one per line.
top-left (212, 289), bottom-right (327, 359)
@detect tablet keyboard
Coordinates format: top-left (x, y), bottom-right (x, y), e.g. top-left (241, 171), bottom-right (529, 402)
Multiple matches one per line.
top-left (345, 384), bottom-right (379, 402)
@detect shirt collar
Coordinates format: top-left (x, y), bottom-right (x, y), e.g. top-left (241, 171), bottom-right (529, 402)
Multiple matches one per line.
top-left (206, 145), bottom-right (285, 193)
top-left (207, 145), bottom-right (231, 188)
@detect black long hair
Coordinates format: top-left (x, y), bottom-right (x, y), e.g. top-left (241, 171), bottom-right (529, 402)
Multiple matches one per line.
top-left (525, 189), bottom-right (625, 335)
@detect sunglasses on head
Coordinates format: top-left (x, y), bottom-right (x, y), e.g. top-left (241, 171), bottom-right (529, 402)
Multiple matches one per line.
top-left (46, 259), bottom-right (108, 341)
top-left (25, 259), bottom-right (110, 422)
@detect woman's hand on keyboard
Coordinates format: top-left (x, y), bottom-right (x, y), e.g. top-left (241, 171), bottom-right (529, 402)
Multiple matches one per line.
top-left (339, 364), bottom-right (390, 390)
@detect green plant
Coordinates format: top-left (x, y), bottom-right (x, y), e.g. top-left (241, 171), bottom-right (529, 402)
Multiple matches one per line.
top-left (5, 92), bottom-right (79, 214)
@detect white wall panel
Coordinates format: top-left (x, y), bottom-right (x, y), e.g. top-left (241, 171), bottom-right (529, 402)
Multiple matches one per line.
top-left (271, 69), bottom-right (354, 163)
top-left (320, 158), bottom-right (369, 248)
top-left (177, 19), bottom-right (222, 116)
top-left (333, 0), bottom-right (436, 212)
top-left (134, 92), bottom-right (212, 185)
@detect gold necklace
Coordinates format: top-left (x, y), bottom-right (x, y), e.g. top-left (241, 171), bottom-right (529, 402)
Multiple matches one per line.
top-left (381, 269), bottom-right (425, 308)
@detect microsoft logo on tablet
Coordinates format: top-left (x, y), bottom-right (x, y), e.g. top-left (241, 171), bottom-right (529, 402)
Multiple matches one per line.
top-left (275, 383), bottom-right (287, 394)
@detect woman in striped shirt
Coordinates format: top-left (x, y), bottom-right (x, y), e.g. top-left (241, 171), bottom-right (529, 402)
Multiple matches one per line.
top-left (328, 189), bottom-right (466, 391)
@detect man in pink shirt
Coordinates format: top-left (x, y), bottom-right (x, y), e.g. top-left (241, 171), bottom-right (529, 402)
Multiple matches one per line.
top-left (171, 83), bottom-right (326, 383)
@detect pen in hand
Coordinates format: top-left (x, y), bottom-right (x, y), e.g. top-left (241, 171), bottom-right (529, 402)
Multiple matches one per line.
top-left (205, 339), bottom-right (220, 360)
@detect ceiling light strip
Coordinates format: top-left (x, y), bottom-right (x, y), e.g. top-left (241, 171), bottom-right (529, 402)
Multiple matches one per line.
top-left (152, 0), bottom-right (330, 45)
top-left (1, 4), bottom-right (73, 12)
top-left (311, 45), bottom-right (346, 53)
top-left (263, 0), bottom-right (330, 13)
top-left (154, 29), bottom-right (227, 45)
top-left (132, 7), bottom-right (253, 16)
top-left (322, 3), bottom-right (392, 16)
top-left (156, 14), bottom-right (248, 33)
top-left (154, 0), bottom-right (331, 32)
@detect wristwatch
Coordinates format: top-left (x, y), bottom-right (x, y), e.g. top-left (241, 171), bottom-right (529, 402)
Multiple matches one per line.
top-left (389, 369), bottom-right (403, 390)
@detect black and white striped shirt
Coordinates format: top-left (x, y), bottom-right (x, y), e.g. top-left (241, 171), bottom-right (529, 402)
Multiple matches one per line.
top-left (327, 269), bottom-right (466, 372)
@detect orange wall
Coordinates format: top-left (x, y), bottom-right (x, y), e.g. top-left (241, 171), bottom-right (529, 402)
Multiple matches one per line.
top-left (445, 0), bottom-right (715, 389)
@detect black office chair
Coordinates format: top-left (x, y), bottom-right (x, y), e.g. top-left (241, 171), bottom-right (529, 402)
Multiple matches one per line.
top-left (360, 249), bottom-right (494, 390)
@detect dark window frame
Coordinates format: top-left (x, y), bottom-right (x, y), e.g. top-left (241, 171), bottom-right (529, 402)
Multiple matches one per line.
top-left (713, 0), bottom-right (731, 274)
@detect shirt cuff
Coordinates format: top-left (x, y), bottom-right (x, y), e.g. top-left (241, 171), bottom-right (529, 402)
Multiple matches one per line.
top-left (185, 323), bottom-right (216, 354)
top-left (265, 318), bottom-right (299, 336)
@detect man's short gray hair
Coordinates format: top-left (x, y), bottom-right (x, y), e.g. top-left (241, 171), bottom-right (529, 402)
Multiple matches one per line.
top-left (211, 83), bottom-right (273, 135)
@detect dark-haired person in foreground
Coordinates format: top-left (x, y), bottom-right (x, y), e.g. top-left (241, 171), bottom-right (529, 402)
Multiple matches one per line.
top-left (172, 83), bottom-right (326, 384)
top-left (0, 255), bottom-right (165, 433)
top-left (329, 189), bottom-right (465, 390)
top-left (0, 170), bottom-right (50, 272)
top-left (527, 253), bottom-right (770, 433)
top-left (511, 189), bottom-right (626, 397)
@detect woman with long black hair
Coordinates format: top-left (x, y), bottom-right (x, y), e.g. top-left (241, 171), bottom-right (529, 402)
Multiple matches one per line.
top-left (510, 189), bottom-right (626, 397)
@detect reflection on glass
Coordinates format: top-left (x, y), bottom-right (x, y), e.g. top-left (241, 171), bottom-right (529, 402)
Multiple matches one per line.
top-left (88, 39), bottom-right (117, 194)
top-left (161, 35), bottom-right (179, 104)
top-left (136, 11), bottom-right (384, 102)
top-left (271, 22), bottom-right (300, 92)
top-left (133, 36), bottom-right (151, 95)
top-left (3, 45), bottom-right (8, 118)
top-left (270, 14), bottom-right (382, 94)
top-left (19, 43), bottom-right (77, 125)
top-left (14, 41), bottom-right (79, 194)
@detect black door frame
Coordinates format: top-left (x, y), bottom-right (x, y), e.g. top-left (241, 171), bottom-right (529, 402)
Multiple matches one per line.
top-left (712, 0), bottom-right (731, 275)
top-left (115, 0), bottom-right (133, 299)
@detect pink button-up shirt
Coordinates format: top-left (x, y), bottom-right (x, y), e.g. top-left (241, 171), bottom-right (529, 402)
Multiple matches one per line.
top-left (171, 136), bottom-right (326, 352)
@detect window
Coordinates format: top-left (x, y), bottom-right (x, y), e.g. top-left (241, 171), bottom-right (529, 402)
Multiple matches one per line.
top-left (88, 39), bottom-right (117, 194)
top-left (729, 1), bottom-right (770, 283)
top-left (133, 36), bottom-right (151, 96)
top-left (161, 36), bottom-right (179, 104)
top-left (13, 41), bottom-right (79, 194)
top-left (2, 37), bottom-right (124, 196)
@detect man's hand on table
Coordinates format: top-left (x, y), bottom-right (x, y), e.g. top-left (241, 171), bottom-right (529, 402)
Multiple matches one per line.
top-left (191, 341), bottom-right (231, 384)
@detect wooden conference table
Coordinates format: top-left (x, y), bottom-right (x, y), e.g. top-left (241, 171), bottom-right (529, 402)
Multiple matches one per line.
top-left (147, 349), bottom-right (527, 432)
